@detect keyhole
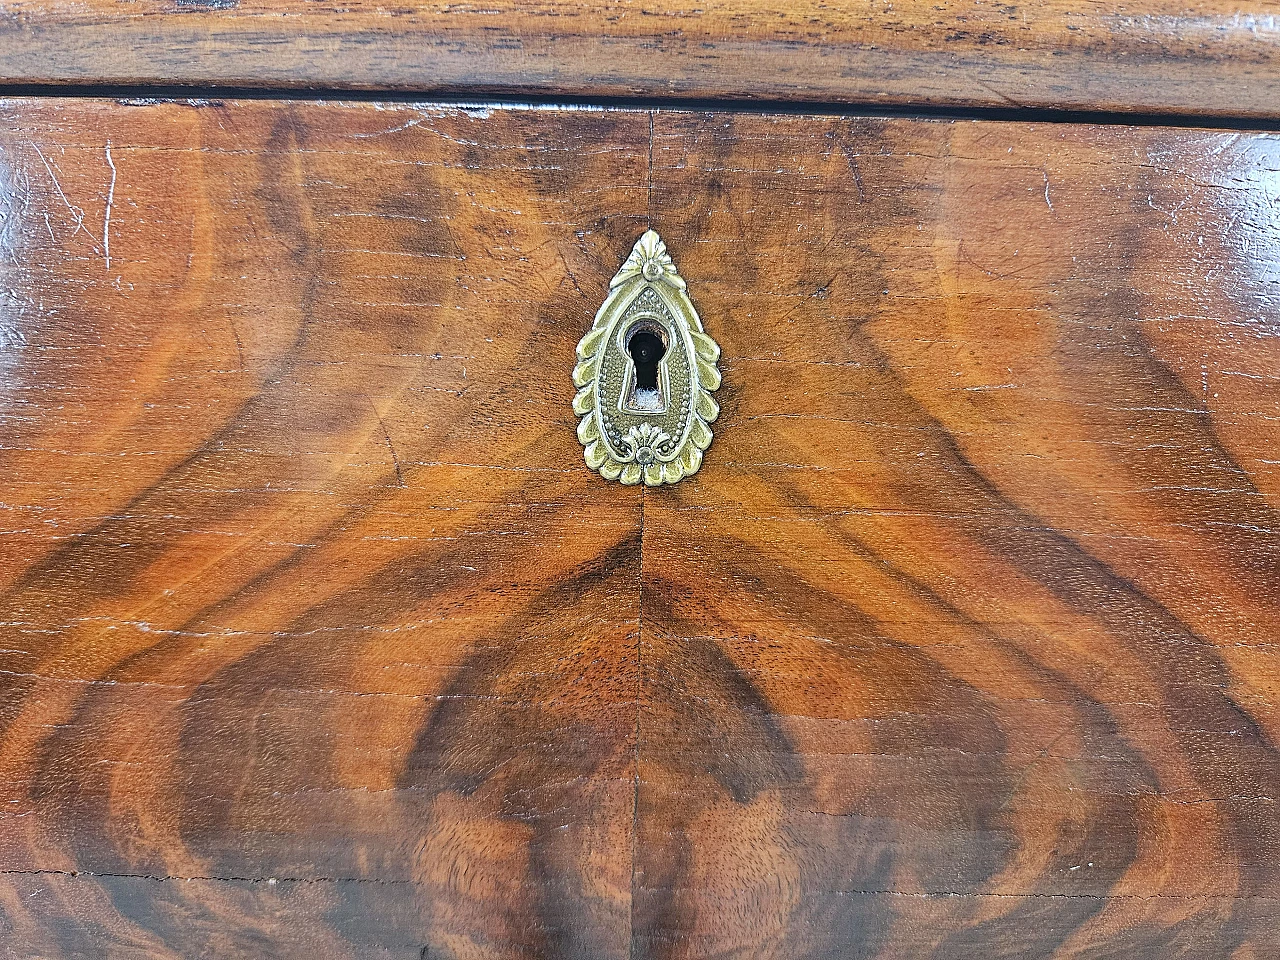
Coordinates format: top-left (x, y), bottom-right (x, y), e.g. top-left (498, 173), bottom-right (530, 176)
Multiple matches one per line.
top-left (628, 329), bottom-right (666, 390)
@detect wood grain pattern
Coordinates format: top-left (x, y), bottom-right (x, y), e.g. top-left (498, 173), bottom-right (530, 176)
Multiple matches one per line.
top-left (0, 99), bottom-right (1279, 957)
top-left (4, 2), bottom-right (1280, 118)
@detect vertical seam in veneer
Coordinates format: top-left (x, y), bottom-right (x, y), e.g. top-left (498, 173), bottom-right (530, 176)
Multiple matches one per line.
top-left (647, 110), bottom-right (655, 227)
top-left (632, 109), bottom-right (653, 960)
top-left (632, 489), bottom-right (645, 960)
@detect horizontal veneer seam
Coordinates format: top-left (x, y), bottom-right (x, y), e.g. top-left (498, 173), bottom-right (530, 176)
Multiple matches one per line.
top-left (5, 87), bottom-right (1280, 132)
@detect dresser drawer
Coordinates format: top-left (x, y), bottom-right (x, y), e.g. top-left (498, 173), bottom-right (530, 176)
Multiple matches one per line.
top-left (0, 99), bottom-right (1277, 957)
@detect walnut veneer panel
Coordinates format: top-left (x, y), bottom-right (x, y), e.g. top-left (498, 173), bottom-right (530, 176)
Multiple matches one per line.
top-left (0, 100), bottom-right (1278, 957)
top-left (3, 3), bottom-right (1280, 118)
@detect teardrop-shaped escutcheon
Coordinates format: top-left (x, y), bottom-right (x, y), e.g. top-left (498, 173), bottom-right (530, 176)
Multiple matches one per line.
top-left (572, 231), bottom-right (722, 487)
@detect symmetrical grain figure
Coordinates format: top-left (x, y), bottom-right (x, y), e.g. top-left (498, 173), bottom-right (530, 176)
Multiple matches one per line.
top-left (0, 102), bottom-right (1277, 958)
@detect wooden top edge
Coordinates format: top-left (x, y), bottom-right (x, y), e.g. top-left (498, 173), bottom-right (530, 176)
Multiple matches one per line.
top-left (1, 1), bottom-right (1280, 119)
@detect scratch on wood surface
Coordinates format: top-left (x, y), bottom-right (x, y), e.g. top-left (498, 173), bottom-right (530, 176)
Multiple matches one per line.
top-left (103, 140), bottom-right (116, 272)
top-left (32, 142), bottom-right (96, 251)
top-left (837, 141), bottom-right (867, 202)
top-left (369, 396), bottom-right (406, 488)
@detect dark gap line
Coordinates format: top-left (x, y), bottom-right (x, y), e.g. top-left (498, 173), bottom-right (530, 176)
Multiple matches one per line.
top-left (3, 83), bottom-right (1280, 131)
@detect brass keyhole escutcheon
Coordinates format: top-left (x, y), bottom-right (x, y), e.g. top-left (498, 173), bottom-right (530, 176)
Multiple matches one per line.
top-left (573, 231), bottom-right (722, 486)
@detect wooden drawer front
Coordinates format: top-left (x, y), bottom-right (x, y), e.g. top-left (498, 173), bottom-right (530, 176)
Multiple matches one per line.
top-left (1, 100), bottom-right (1278, 958)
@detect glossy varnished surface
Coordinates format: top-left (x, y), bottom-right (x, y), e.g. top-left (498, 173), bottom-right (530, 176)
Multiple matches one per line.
top-left (4, 3), bottom-right (1280, 118)
top-left (0, 100), bottom-right (1279, 957)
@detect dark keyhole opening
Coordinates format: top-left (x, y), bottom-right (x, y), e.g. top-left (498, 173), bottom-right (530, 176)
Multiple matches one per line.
top-left (628, 329), bottom-right (666, 390)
